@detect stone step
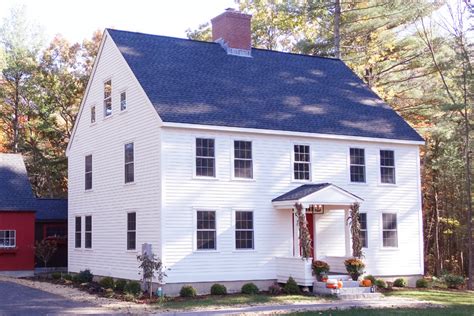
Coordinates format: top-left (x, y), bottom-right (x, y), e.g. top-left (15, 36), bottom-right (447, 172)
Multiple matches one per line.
top-left (314, 280), bottom-right (361, 288)
top-left (327, 274), bottom-right (352, 281)
top-left (313, 283), bottom-right (375, 298)
top-left (338, 293), bottom-right (383, 300)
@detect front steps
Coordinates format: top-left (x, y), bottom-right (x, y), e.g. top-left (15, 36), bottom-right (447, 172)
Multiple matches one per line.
top-left (313, 276), bottom-right (382, 300)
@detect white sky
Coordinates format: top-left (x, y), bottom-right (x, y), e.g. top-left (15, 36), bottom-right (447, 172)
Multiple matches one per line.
top-left (0, 0), bottom-right (236, 43)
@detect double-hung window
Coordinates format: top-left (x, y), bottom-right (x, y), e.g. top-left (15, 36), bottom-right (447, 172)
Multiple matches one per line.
top-left (196, 138), bottom-right (215, 177)
top-left (294, 145), bottom-right (311, 180)
top-left (120, 91), bottom-right (127, 111)
top-left (127, 212), bottom-right (136, 250)
top-left (0, 230), bottom-right (16, 248)
top-left (196, 211), bottom-right (216, 250)
top-left (125, 143), bottom-right (134, 183)
top-left (75, 217), bottom-right (81, 248)
top-left (91, 106), bottom-right (96, 123)
top-left (382, 213), bottom-right (398, 247)
top-left (104, 80), bottom-right (112, 117)
top-left (85, 216), bottom-right (92, 249)
top-left (380, 150), bottom-right (396, 184)
top-left (234, 140), bottom-right (253, 179)
top-left (235, 211), bottom-right (254, 249)
top-left (350, 148), bottom-right (366, 183)
top-left (359, 213), bottom-right (368, 248)
top-left (85, 155), bottom-right (92, 190)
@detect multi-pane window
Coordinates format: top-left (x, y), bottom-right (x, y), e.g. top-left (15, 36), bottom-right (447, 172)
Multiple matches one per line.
top-left (359, 213), bottom-right (368, 248)
top-left (85, 216), bottom-right (92, 249)
top-left (120, 91), bottom-right (127, 111)
top-left (127, 212), bottom-right (136, 250)
top-left (350, 148), bottom-right (366, 183)
top-left (196, 211), bottom-right (216, 250)
top-left (294, 145), bottom-right (311, 180)
top-left (91, 106), bottom-right (96, 123)
top-left (0, 230), bottom-right (16, 248)
top-left (196, 138), bottom-right (215, 177)
top-left (75, 217), bottom-right (81, 248)
top-left (104, 80), bottom-right (112, 117)
top-left (380, 150), bottom-right (396, 184)
top-left (235, 211), bottom-right (254, 249)
top-left (85, 155), bottom-right (92, 190)
top-left (125, 143), bottom-right (134, 183)
top-left (382, 213), bottom-right (398, 247)
top-left (234, 141), bottom-right (253, 179)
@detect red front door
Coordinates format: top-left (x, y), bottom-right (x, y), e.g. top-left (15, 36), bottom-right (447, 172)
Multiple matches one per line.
top-left (306, 213), bottom-right (314, 257)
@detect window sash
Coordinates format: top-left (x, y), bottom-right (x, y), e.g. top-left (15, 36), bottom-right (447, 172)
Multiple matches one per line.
top-left (380, 150), bottom-right (396, 184)
top-left (382, 213), bottom-right (398, 247)
top-left (75, 217), bottom-right (81, 248)
top-left (91, 106), bottom-right (96, 123)
top-left (350, 148), bottom-right (366, 182)
top-left (85, 216), bottom-right (92, 249)
top-left (0, 230), bottom-right (16, 248)
top-left (85, 155), bottom-right (92, 190)
top-left (294, 145), bottom-right (310, 180)
top-left (125, 143), bottom-right (134, 183)
top-left (234, 141), bottom-right (253, 179)
top-left (120, 91), bottom-right (127, 111)
top-left (127, 212), bottom-right (136, 250)
top-left (196, 138), bottom-right (215, 177)
top-left (196, 211), bottom-right (216, 250)
top-left (235, 211), bottom-right (254, 249)
top-left (104, 80), bottom-right (112, 117)
top-left (359, 213), bottom-right (368, 248)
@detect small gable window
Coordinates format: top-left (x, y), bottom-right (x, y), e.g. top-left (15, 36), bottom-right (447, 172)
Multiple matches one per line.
top-left (104, 80), bottom-right (112, 117)
top-left (234, 140), bottom-right (253, 179)
top-left (350, 148), bottom-right (366, 183)
top-left (0, 230), bottom-right (16, 248)
top-left (380, 150), bottom-right (396, 184)
top-left (294, 145), bottom-right (311, 180)
top-left (120, 91), bottom-right (127, 111)
top-left (91, 106), bottom-right (96, 124)
top-left (196, 138), bottom-right (215, 177)
top-left (125, 143), bottom-right (134, 183)
top-left (85, 155), bottom-right (92, 190)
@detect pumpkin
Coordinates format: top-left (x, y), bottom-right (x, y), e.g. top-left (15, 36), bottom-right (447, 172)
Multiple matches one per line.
top-left (337, 281), bottom-right (343, 289)
top-left (362, 279), bottom-right (372, 287)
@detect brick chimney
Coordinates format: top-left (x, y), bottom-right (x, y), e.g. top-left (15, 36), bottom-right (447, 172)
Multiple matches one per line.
top-left (211, 8), bottom-right (252, 56)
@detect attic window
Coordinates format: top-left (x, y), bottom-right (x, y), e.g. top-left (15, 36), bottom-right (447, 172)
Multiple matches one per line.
top-left (104, 80), bottom-right (112, 117)
top-left (120, 91), bottom-right (127, 111)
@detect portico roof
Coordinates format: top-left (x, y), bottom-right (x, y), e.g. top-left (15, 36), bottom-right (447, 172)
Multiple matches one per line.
top-left (272, 183), bottom-right (363, 209)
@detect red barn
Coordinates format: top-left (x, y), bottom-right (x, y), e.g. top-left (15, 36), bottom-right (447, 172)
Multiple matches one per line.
top-left (0, 154), bottom-right (37, 276)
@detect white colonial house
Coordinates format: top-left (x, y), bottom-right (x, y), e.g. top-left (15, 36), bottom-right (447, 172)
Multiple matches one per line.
top-left (67, 9), bottom-right (425, 294)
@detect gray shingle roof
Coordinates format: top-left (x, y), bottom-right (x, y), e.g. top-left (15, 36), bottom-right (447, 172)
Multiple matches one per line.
top-left (35, 198), bottom-right (68, 221)
top-left (107, 29), bottom-right (423, 142)
top-left (0, 154), bottom-right (36, 211)
top-left (272, 183), bottom-right (362, 202)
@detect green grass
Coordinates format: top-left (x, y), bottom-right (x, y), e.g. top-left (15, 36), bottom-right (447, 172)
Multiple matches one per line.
top-left (158, 294), bottom-right (322, 310)
top-left (286, 289), bottom-right (474, 316)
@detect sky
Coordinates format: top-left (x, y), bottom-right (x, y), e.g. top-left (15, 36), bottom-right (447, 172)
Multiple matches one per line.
top-left (0, 0), bottom-right (236, 44)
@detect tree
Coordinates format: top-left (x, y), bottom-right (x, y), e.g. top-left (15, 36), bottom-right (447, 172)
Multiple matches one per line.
top-left (35, 239), bottom-right (58, 268)
top-left (137, 252), bottom-right (167, 299)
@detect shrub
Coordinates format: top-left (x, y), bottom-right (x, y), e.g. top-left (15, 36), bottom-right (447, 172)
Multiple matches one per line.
top-left (363, 275), bottom-right (376, 284)
top-left (124, 281), bottom-right (142, 297)
top-left (375, 279), bottom-right (387, 289)
top-left (344, 258), bottom-right (365, 280)
top-left (312, 260), bottom-right (330, 279)
top-left (393, 278), bottom-right (407, 288)
top-left (72, 274), bottom-right (81, 284)
top-left (115, 279), bottom-right (127, 293)
top-left (443, 274), bottom-right (465, 289)
top-left (210, 283), bottom-right (227, 295)
top-left (241, 283), bottom-right (259, 295)
top-left (268, 283), bottom-right (283, 295)
top-left (51, 272), bottom-right (61, 280)
top-left (62, 274), bottom-right (72, 281)
top-left (283, 277), bottom-right (300, 294)
top-left (180, 285), bottom-right (197, 297)
top-left (416, 278), bottom-right (429, 288)
top-left (77, 269), bottom-right (94, 283)
top-left (99, 277), bottom-right (115, 289)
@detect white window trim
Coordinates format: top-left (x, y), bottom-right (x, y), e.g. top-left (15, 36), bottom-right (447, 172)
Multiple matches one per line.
top-left (119, 89), bottom-right (128, 112)
top-left (380, 211), bottom-right (399, 250)
top-left (192, 136), bottom-right (218, 180)
top-left (124, 141), bottom-right (135, 184)
top-left (360, 212), bottom-right (368, 249)
top-left (232, 209), bottom-right (256, 252)
top-left (291, 142), bottom-right (312, 182)
top-left (378, 148), bottom-right (397, 186)
top-left (193, 208), bottom-right (219, 252)
top-left (103, 78), bottom-right (113, 119)
top-left (74, 216), bottom-right (82, 249)
top-left (126, 211), bottom-right (137, 252)
top-left (347, 146), bottom-right (367, 185)
top-left (84, 154), bottom-right (93, 192)
top-left (0, 230), bottom-right (16, 248)
top-left (84, 215), bottom-right (93, 250)
top-left (230, 139), bottom-right (255, 181)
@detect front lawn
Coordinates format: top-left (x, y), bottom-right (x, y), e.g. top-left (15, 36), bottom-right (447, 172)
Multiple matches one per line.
top-left (286, 289), bottom-right (474, 316)
top-left (158, 293), bottom-right (325, 310)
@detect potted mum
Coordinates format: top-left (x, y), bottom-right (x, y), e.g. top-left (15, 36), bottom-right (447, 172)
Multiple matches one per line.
top-left (312, 260), bottom-right (330, 281)
top-left (344, 258), bottom-right (365, 281)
